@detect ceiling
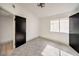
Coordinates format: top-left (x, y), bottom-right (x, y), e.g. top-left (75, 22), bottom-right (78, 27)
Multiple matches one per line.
top-left (0, 7), bottom-right (13, 16)
top-left (0, 3), bottom-right (78, 18)
top-left (17, 3), bottom-right (79, 18)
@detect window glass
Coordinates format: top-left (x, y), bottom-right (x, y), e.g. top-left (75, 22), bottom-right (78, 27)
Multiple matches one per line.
top-left (60, 18), bottom-right (69, 33)
top-left (50, 18), bottom-right (69, 33)
top-left (50, 20), bottom-right (59, 32)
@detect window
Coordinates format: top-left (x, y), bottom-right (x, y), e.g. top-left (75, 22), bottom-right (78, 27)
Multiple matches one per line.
top-left (50, 20), bottom-right (59, 32)
top-left (50, 18), bottom-right (69, 33)
top-left (60, 18), bottom-right (69, 33)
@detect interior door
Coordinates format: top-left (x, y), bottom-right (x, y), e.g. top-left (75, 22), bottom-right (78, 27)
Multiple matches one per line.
top-left (15, 16), bottom-right (26, 48)
top-left (69, 13), bottom-right (79, 53)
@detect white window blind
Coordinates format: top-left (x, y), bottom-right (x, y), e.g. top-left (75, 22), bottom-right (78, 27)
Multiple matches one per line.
top-left (50, 18), bottom-right (69, 33)
top-left (60, 18), bottom-right (69, 33)
top-left (50, 20), bottom-right (59, 32)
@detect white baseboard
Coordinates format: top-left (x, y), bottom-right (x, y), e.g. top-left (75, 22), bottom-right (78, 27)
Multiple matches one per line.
top-left (39, 36), bottom-right (69, 46)
top-left (26, 36), bottom-right (40, 42)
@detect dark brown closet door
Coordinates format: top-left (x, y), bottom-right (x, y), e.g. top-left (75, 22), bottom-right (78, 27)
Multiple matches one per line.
top-left (69, 13), bottom-right (79, 53)
top-left (15, 16), bottom-right (26, 48)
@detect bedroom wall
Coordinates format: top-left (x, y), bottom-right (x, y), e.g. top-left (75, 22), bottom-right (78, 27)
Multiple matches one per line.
top-left (0, 15), bottom-right (14, 43)
top-left (39, 13), bottom-right (70, 45)
top-left (39, 5), bottom-right (79, 45)
top-left (0, 4), bottom-right (39, 42)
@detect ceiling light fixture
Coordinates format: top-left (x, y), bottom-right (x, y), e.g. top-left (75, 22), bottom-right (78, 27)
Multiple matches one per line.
top-left (37, 3), bottom-right (45, 8)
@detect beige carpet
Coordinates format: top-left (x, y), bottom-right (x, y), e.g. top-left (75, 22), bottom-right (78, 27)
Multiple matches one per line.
top-left (10, 37), bottom-right (79, 56)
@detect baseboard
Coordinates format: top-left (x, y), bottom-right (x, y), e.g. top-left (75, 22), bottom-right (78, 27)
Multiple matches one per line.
top-left (26, 36), bottom-right (69, 46)
top-left (26, 36), bottom-right (40, 42)
top-left (39, 36), bottom-right (69, 46)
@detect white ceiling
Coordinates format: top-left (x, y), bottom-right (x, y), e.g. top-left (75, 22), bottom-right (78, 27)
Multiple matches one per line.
top-left (0, 8), bottom-right (13, 16)
top-left (0, 3), bottom-right (78, 18)
top-left (17, 3), bottom-right (79, 18)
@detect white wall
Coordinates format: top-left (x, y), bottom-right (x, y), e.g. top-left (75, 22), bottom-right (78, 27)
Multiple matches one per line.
top-left (1, 4), bottom-right (78, 45)
top-left (39, 5), bottom-right (79, 45)
top-left (0, 4), bottom-right (39, 42)
top-left (26, 13), bottom-right (39, 41)
top-left (39, 16), bottom-right (69, 45)
top-left (0, 15), bottom-right (14, 43)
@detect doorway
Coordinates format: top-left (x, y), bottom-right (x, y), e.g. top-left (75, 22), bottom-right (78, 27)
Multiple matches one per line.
top-left (15, 16), bottom-right (26, 48)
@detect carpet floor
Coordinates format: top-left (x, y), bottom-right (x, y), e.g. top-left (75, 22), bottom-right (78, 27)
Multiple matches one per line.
top-left (10, 37), bottom-right (79, 56)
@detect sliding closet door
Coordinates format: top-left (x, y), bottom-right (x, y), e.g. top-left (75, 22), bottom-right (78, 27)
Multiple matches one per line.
top-left (15, 16), bottom-right (26, 48)
top-left (69, 13), bottom-right (79, 53)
